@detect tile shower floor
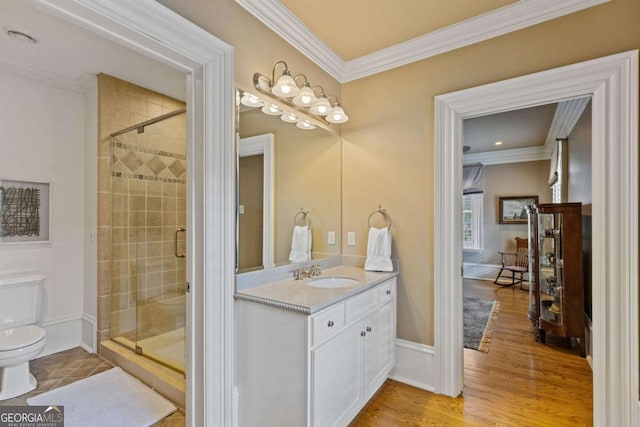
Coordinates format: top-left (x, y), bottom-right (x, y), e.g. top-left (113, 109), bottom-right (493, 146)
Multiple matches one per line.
top-left (0, 347), bottom-right (184, 426)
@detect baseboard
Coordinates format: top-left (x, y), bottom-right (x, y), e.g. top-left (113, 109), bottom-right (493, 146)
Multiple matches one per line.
top-left (39, 314), bottom-right (83, 358)
top-left (389, 339), bottom-right (435, 392)
top-left (463, 262), bottom-right (501, 281)
top-left (81, 314), bottom-right (97, 353)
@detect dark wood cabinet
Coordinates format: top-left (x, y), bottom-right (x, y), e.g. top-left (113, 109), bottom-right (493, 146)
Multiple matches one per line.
top-left (527, 203), bottom-right (585, 357)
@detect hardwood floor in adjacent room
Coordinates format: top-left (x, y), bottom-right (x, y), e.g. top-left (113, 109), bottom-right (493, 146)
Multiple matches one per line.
top-left (350, 278), bottom-right (592, 426)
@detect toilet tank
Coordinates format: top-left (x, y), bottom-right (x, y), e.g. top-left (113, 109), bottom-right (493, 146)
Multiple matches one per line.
top-left (0, 272), bottom-right (45, 330)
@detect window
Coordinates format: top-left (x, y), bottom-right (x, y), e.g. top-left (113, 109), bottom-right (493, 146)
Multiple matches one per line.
top-left (463, 193), bottom-right (483, 251)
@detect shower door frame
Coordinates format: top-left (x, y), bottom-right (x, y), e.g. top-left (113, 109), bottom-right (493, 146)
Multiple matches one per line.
top-left (34, 1), bottom-right (236, 426)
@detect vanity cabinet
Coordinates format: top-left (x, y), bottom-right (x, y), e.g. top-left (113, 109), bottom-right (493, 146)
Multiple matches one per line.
top-left (236, 277), bottom-right (397, 427)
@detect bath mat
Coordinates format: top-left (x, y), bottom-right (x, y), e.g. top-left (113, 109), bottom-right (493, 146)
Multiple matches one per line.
top-left (464, 297), bottom-right (501, 352)
top-left (27, 367), bottom-right (176, 427)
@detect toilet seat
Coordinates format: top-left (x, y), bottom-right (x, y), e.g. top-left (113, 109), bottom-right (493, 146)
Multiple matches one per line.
top-left (0, 325), bottom-right (46, 352)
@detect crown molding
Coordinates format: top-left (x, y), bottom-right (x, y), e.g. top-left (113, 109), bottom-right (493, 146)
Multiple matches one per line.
top-left (234, 0), bottom-right (344, 80)
top-left (235, 0), bottom-right (609, 83)
top-left (464, 145), bottom-right (550, 166)
top-left (543, 96), bottom-right (591, 150)
top-left (0, 59), bottom-right (81, 92)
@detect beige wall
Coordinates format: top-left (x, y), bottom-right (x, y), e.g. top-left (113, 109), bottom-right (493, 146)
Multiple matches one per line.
top-left (341, 0), bottom-right (639, 345)
top-left (238, 154), bottom-right (264, 270)
top-left (157, 0), bottom-right (341, 99)
top-left (159, 0), bottom-right (639, 346)
top-left (464, 161), bottom-right (552, 266)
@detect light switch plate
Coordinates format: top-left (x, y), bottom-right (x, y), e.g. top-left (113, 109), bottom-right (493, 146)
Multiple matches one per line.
top-left (239, 205), bottom-right (245, 214)
top-left (347, 231), bottom-right (356, 246)
top-left (328, 231), bottom-right (336, 245)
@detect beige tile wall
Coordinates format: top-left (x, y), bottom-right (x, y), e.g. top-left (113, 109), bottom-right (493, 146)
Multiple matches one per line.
top-left (97, 74), bottom-right (186, 347)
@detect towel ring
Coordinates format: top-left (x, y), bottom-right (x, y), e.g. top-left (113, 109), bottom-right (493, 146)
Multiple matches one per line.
top-left (294, 209), bottom-right (311, 227)
top-left (367, 205), bottom-right (392, 230)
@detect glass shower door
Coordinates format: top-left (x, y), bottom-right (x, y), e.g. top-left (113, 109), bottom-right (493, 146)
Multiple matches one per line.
top-left (110, 109), bottom-right (187, 373)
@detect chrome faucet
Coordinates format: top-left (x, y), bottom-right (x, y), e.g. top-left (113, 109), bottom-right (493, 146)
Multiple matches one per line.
top-left (290, 264), bottom-right (321, 280)
top-left (309, 264), bottom-right (322, 277)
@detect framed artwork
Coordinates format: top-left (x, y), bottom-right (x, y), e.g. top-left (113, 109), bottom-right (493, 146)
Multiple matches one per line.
top-left (0, 179), bottom-right (50, 243)
top-left (498, 195), bottom-right (538, 224)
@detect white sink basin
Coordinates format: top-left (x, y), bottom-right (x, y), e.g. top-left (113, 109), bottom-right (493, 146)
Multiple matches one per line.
top-left (307, 276), bottom-right (359, 288)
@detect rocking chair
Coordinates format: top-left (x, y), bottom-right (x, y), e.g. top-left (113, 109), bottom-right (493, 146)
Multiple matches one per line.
top-left (494, 237), bottom-right (528, 288)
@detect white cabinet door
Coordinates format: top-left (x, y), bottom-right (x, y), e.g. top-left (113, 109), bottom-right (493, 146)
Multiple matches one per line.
top-left (311, 322), bottom-right (363, 427)
top-left (363, 302), bottom-right (394, 398)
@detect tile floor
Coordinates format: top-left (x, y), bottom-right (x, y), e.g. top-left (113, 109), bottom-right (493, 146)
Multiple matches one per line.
top-left (0, 347), bottom-right (185, 426)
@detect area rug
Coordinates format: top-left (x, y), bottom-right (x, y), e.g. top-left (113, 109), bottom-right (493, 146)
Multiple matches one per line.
top-left (27, 367), bottom-right (176, 427)
top-left (464, 297), bottom-right (501, 352)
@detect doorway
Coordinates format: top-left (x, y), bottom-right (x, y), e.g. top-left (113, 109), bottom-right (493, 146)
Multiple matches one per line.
top-left (433, 51), bottom-right (638, 425)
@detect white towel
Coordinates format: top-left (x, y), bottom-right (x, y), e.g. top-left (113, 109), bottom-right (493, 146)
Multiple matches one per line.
top-left (289, 225), bottom-right (312, 263)
top-left (365, 227), bottom-right (393, 272)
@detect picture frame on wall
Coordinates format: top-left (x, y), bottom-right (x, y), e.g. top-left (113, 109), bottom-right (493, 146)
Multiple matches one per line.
top-left (0, 179), bottom-right (51, 244)
top-left (498, 195), bottom-right (538, 224)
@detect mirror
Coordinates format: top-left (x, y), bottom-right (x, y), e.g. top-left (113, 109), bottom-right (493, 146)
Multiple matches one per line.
top-left (236, 89), bottom-right (342, 273)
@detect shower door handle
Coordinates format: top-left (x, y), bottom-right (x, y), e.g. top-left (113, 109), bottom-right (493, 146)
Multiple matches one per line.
top-left (175, 227), bottom-right (186, 258)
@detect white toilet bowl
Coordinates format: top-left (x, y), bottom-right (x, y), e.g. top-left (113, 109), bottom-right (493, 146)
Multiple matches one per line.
top-left (0, 325), bottom-right (47, 400)
top-left (0, 273), bottom-right (47, 401)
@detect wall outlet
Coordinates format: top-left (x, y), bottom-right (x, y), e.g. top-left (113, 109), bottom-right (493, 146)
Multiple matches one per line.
top-left (347, 231), bottom-right (356, 246)
top-left (328, 231), bottom-right (336, 245)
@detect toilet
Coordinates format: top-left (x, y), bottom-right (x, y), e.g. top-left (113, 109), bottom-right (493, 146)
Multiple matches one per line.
top-left (0, 273), bottom-right (47, 400)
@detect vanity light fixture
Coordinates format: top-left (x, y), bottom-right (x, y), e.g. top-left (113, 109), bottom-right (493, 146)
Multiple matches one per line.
top-left (254, 60), bottom-right (349, 124)
top-left (296, 120), bottom-right (317, 130)
top-left (261, 103), bottom-right (282, 116)
top-left (309, 92), bottom-right (332, 116)
top-left (270, 61), bottom-right (299, 98)
top-left (240, 90), bottom-right (321, 131)
top-left (280, 112), bottom-right (298, 123)
top-left (327, 104), bottom-right (349, 124)
top-left (240, 92), bottom-right (264, 108)
top-left (292, 76), bottom-right (317, 107)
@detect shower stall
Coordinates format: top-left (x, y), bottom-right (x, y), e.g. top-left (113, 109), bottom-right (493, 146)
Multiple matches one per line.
top-left (108, 108), bottom-right (187, 373)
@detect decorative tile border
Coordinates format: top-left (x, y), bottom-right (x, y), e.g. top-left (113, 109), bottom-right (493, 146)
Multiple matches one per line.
top-left (113, 141), bottom-right (186, 160)
top-left (111, 140), bottom-right (186, 182)
top-left (111, 171), bottom-right (185, 184)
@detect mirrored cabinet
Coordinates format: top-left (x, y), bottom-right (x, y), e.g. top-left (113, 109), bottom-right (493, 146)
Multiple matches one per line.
top-left (527, 203), bottom-right (585, 357)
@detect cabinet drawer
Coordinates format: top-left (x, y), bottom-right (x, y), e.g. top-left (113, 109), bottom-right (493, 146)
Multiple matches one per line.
top-left (346, 287), bottom-right (378, 324)
top-left (312, 302), bottom-right (345, 346)
top-left (379, 278), bottom-right (396, 304)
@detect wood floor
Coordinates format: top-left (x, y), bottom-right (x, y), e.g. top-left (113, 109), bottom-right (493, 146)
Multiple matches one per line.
top-left (350, 279), bottom-right (593, 426)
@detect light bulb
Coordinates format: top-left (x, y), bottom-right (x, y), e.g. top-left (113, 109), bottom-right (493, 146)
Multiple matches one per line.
top-left (309, 95), bottom-right (331, 116)
top-left (280, 112), bottom-right (298, 123)
top-left (240, 92), bottom-right (263, 108)
top-left (271, 72), bottom-right (299, 98)
top-left (326, 105), bottom-right (349, 124)
top-left (296, 120), bottom-right (316, 130)
top-left (261, 103), bottom-right (282, 116)
top-left (293, 85), bottom-right (317, 107)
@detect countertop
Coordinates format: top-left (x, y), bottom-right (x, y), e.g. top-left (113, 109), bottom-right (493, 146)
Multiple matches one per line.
top-left (235, 265), bottom-right (398, 315)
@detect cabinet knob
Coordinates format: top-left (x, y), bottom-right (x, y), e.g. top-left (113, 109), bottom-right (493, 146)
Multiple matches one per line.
top-left (386, 289), bottom-right (391, 295)
top-left (327, 320), bottom-right (334, 327)
top-left (360, 331), bottom-right (366, 337)
top-left (366, 326), bottom-right (372, 332)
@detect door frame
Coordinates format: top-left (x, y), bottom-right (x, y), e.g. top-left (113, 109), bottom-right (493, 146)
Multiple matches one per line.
top-left (434, 50), bottom-right (638, 425)
top-left (238, 133), bottom-right (275, 269)
top-left (34, 1), bottom-right (236, 425)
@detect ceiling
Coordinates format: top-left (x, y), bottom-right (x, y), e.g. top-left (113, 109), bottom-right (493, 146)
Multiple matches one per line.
top-left (279, 0), bottom-right (516, 61)
top-left (463, 103), bottom-right (558, 154)
top-left (0, 0), bottom-right (185, 99)
top-left (236, 0), bottom-right (610, 83)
